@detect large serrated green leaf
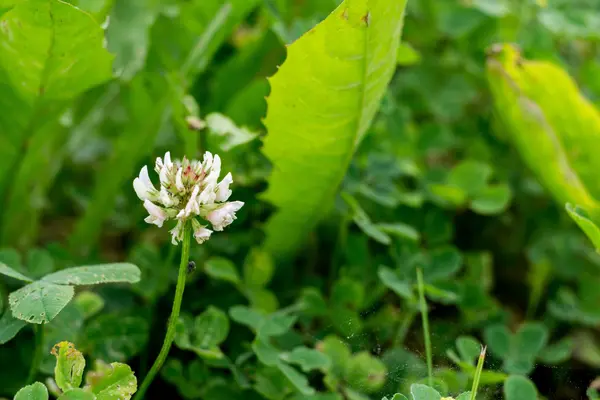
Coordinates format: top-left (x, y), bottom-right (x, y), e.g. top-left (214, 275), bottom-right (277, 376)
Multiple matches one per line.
top-left (42, 263), bottom-right (141, 286)
top-left (0, 0), bottom-right (113, 199)
top-left (262, 0), bottom-right (408, 257)
top-left (486, 44), bottom-right (600, 220)
top-left (52, 341), bottom-right (86, 392)
top-left (9, 281), bottom-right (74, 324)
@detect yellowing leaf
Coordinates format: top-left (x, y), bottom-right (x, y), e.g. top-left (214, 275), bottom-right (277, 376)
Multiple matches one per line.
top-left (486, 44), bottom-right (600, 221)
top-left (52, 341), bottom-right (86, 392)
top-left (262, 0), bottom-right (408, 257)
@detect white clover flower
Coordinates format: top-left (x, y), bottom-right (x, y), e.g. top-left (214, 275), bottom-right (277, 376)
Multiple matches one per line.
top-left (134, 151), bottom-right (244, 244)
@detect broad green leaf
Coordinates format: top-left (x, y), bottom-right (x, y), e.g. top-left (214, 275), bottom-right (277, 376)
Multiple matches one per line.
top-left (14, 382), bottom-right (49, 400)
top-left (86, 361), bottom-right (137, 400)
top-left (396, 42), bottom-right (421, 66)
top-left (258, 313), bottom-right (298, 338)
top-left (0, 0), bottom-right (113, 200)
top-left (229, 305), bottom-right (265, 331)
top-left (0, 262), bottom-right (32, 282)
top-left (447, 160), bottom-right (492, 196)
top-left (178, 307), bottom-right (230, 359)
top-left (384, 395), bottom-right (409, 400)
top-left (106, 0), bottom-right (157, 81)
top-left (277, 362), bottom-right (315, 395)
top-left (204, 113), bottom-right (259, 152)
top-left (345, 352), bottom-right (387, 393)
top-left (42, 263), bottom-right (141, 285)
top-left (470, 184), bottom-right (512, 215)
top-left (456, 336), bottom-right (481, 364)
top-left (566, 203), bottom-right (600, 251)
top-left (343, 193), bottom-right (391, 245)
top-left (378, 266), bottom-right (414, 300)
top-left (514, 322), bottom-right (549, 358)
top-left (376, 223), bottom-right (420, 242)
top-left (73, 291), bottom-right (105, 319)
top-left (26, 249), bottom-right (55, 278)
top-left (503, 375), bottom-right (537, 400)
top-left (483, 324), bottom-right (511, 358)
top-left (455, 393), bottom-right (471, 400)
top-left (409, 384), bottom-right (442, 400)
top-left (486, 44), bottom-right (600, 220)
top-left (262, 0), bottom-right (409, 257)
top-left (52, 341), bottom-right (86, 392)
top-left (58, 388), bottom-right (96, 400)
top-left (83, 315), bottom-right (149, 361)
top-left (538, 337), bottom-right (573, 364)
top-left (246, 288), bottom-right (279, 313)
top-left (319, 335), bottom-right (351, 378)
top-left (282, 346), bottom-right (332, 372)
top-left (243, 248), bottom-right (275, 288)
top-left (9, 281), bottom-right (74, 323)
top-left (205, 257), bottom-right (241, 285)
top-left (0, 309), bottom-right (27, 343)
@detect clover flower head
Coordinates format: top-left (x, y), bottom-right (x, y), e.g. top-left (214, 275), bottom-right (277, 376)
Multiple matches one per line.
top-left (133, 151), bottom-right (244, 244)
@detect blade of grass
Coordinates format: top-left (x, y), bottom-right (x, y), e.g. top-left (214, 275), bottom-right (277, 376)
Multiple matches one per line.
top-left (417, 267), bottom-right (433, 387)
top-left (469, 346), bottom-right (487, 400)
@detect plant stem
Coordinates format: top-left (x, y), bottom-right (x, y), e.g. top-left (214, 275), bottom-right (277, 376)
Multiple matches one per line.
top-left (135, 223), bottom-right (192, 399)
top-left (416, 268), bottom-right (433, 387)
top-left (469, 346), bottom-right (487, 400)
top-left (27, 324), bottom-right (45, 384)
top-left (393, 308), bottom-right (417, 347)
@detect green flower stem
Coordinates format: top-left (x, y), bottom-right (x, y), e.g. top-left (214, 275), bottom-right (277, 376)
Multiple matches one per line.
top-left (27, 324), bottom-right (45, 384)
top-left (393, 308), bottom-right (417, 347)
top-left (135, 222), bottom-right (192, 399)
top-left (416, 268), bottom-right (433, 387)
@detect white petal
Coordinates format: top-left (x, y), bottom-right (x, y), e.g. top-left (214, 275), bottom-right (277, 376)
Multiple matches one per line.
top-left (211, 154), bottom-right (222, 176)
top-left (143, 200), bottom-right (167, 227)
top-left (203, 151), bottom-right (213, 171)
top-left (192, 219), bottom-right (212, 244)
top-left (206, 201), bottom-right (243, 231)
top-left (175, 167), bottom-right (184, 191)
top-left (164, 151), bottom-right (172, 168)
top-left (179, 185), bottom-right (200, 219)
top-left (139, 166), bottom-right (154, 188)
top-left (198, 183), bottom-right (216, 205)
top-left (169, 220), bottom-right (184, 245)
top-left (215, 172), bottom-right (233, 202)
top-left (133, 178), bottom-right (150, 201)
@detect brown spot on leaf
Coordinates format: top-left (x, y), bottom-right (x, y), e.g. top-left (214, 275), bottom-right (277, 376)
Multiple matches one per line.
top-left (341, 7), bottom-right (349, 20)
top-left (361, 12), bottom-right (371, 26)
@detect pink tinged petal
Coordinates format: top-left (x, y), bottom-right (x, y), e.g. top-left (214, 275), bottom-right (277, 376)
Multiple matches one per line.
top-left (192, 219), bottom-right (212, 244)
top-left (215, 172), bottom-right (233, 202)
top-left (206, 201), bottom-right (244, 231)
